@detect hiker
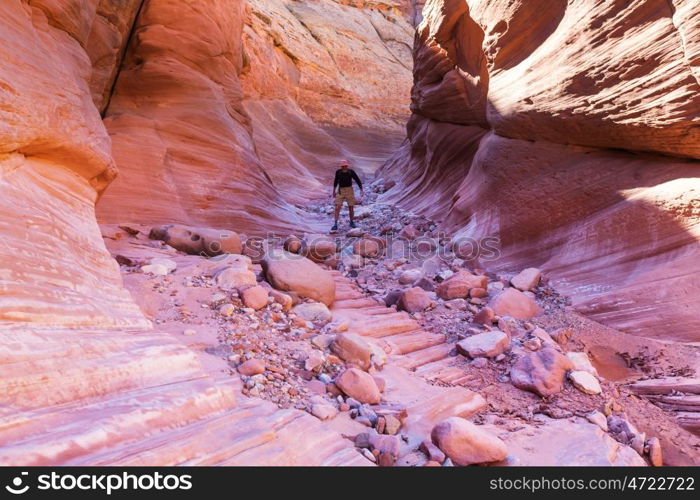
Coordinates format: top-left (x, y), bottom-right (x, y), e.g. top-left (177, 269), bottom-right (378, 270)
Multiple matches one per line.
top-left (331, 160), bottom-right (363, 232)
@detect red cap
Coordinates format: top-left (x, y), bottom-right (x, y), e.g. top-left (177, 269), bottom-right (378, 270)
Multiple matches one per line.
top-left (339, 160), bottom-right (350, 167)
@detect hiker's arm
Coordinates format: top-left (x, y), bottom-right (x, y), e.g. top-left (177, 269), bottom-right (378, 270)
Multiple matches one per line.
top-left (353, 170), bottom-right (363, 192)
top-left (332, 171), bottom-right (339, 196)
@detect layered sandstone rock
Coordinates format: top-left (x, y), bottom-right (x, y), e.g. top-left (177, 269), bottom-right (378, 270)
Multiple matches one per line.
top-left (0, 0), bottom-right (147, 329)
top-left (380, 0), bottom-right (700, 340)
top-left (97, 0), bottom-right (415, 228)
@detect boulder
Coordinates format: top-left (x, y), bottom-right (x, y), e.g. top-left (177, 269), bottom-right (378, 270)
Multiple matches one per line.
top-left (566, 352), bottom-right (598, 377)
top-left (473, 307), bottom-right (495, 325)
top-left (335, 368), bottom-right (381, 404)
top-left (353, 238), bottom-right (382, 258)
top-left (331, 334), bottom-right (373, 370)
top-left (283, 235), bottom-right (302, 254)
top-left (269, 289), bottom-right (293, 311)
top-left (488, 288), bottom-right (541, 320)
top-left (302, 234), bottom-right (337, 263)
top-left (397, 287), bottom-right (432, 313)
top-left (436, 271), bottom-right (488, 300)
top-left (457, 331), bottom-right (509, 358)
top-left (398, 269), bottom-right (423, 285)
top-left (241, 286), bottom-right (268, 311)
top-left (238, 359), bottom-right (265, 376)
top-left (510, 347), bottom-right (574, 397)
top-left (150, 224), bottom-right (241, 256)
top-left (510, 268), bottom-right (542, 291)
top-left (311, 404), bottom-right (338, 421)
top-left (568, 371), bottom-right (602, 395)
top-left (431, 417), bottom-right (508, 466)
top-left (262, 250), bottom-right (336, 306)
top-left (215, 258), bottom-right (257, 290)
top-left (293, 302), bottom-right (332, 325)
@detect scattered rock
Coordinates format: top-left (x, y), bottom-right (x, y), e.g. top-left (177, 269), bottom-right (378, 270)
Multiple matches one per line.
top-left (566, 352), bottom-right (598, 377)
top-left (335, 368), bottom-right (381, 404)
top-left (305, 351), bottom-right (325, 371)
top-left (269, 289), bottom-right (293, 311)
top-left (262, 250), bottom-right (336, 306)
top-left (311, 404), bottom-right (338, 421)
top-left (511, 268), bottom-right (541, 291)
top-left (215, 258), bottom-right (257, 290)
top-left (183, 329), bottom-right (197, 336)
top-left (457, 331), bottom-right (509, 358)
top-left (218, 303), bottom-right (235, 317)
top-left (141, 263), bottom-right (171, 276)
top-left (397, 287), bottom-right (432, 313)
top-left (283, 235), bottom-right (302, 254)
top-left (238, 359), bottom-right (265, 376)
top-left (550, 327), bottom-right (573, 344)
top-left (436, 271), bottom-right (488, 300)
top-left (241, 286), bottom-right (268, 311)
top-left (647, 437), bottom-right (663, 466)
top-left (474, 307), bottom-right (495, 325)
top-left (586, 411), bottom-right (609, 431)
top-left (398, 269), bottom-right (423, 285)
top-left (569, 370), bottom-right (602, 395)
top-left (488, 288), bottom-right (541, 320)
top-left (293, 302), bottom-right (332, 325)
top-left (431, 417), bottom-right (508, 466)
top-left (302, 234), bottom-right (337, 263)
top-left (420, 440), bottom-right (446, 463)
top-left (331, 334), bottom-right (372, 370)
top-left (354, 238), bottom-right (382, 258)
top-left (510, 347), bottom-right (574, 397)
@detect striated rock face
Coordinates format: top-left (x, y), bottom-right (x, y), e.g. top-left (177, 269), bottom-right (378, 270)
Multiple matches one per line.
top-left (380, 0), bottom-right (700, 340)
top-left (0, 0), bottom-right (147, 329)
top-left (97, 0), bottom-right (415, 230)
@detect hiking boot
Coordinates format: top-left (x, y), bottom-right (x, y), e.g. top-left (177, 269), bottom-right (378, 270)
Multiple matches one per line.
top-left (331, 223), bottom-right (338, 233)
top-left (350, 221), bottom-right (357, 229)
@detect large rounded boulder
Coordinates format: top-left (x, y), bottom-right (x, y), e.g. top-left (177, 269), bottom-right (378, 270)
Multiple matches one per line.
top-left (262, 250), bottom-right (336, 306)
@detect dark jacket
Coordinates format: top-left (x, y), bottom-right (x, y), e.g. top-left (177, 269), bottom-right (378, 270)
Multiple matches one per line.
top-left (334, 169), bottom-right (362, 190)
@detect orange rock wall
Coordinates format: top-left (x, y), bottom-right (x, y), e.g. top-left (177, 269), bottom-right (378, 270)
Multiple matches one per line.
top-left (380, 0), bottom-right (700, 340)
top-left (97, 0), bottom-right (415, 229)
top-left (0, 0), bottom-right (147, 329)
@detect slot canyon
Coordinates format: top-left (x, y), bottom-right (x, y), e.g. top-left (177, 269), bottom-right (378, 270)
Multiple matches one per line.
top-left (0, 0), bottom-right (698, 467)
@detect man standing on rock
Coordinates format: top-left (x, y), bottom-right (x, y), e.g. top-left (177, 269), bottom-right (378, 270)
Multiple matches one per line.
top-left (331, 160), bottom-right (363, 232)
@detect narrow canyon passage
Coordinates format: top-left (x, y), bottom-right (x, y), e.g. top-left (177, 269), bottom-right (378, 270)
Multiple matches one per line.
top-left (0, 0), bottom-right (698, 467)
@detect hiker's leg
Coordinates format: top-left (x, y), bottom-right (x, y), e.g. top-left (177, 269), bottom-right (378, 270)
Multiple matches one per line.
top-left (349, 203), bottom-right (355, 222)
top-left (334, 202), bottom-right (341, 223)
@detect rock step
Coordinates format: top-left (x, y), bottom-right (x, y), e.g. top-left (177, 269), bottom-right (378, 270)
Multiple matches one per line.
top-left (332, 298), bottom-right (381, 309)
top-left (414, 358), bottom-right (476, 385)
top-left (334, 289), bottom-right (366, 301)
top-left (628, 377), bottom-right (700, 395)
top-left (645, 394), bottom-right (700, 412)
top-left (385, 331), bottom-right (446, 355)
top-left (352, 315), bottom-right (420, 338)
top-left (393, 344), bottom-right (456, 370)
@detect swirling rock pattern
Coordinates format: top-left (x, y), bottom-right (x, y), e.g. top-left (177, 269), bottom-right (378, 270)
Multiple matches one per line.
top-left (380, 0), bottom-right (700, 340)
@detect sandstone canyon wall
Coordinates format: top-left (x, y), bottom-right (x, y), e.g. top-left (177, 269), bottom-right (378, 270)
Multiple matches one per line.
top-left (0, 0), bottom-right (147, 329)
top-left (0, 0), bottom-right (413, 465)
top-left (379, 0), bottom-right (700, 341)
top-left (97, 0), bottom-right (415, 230)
